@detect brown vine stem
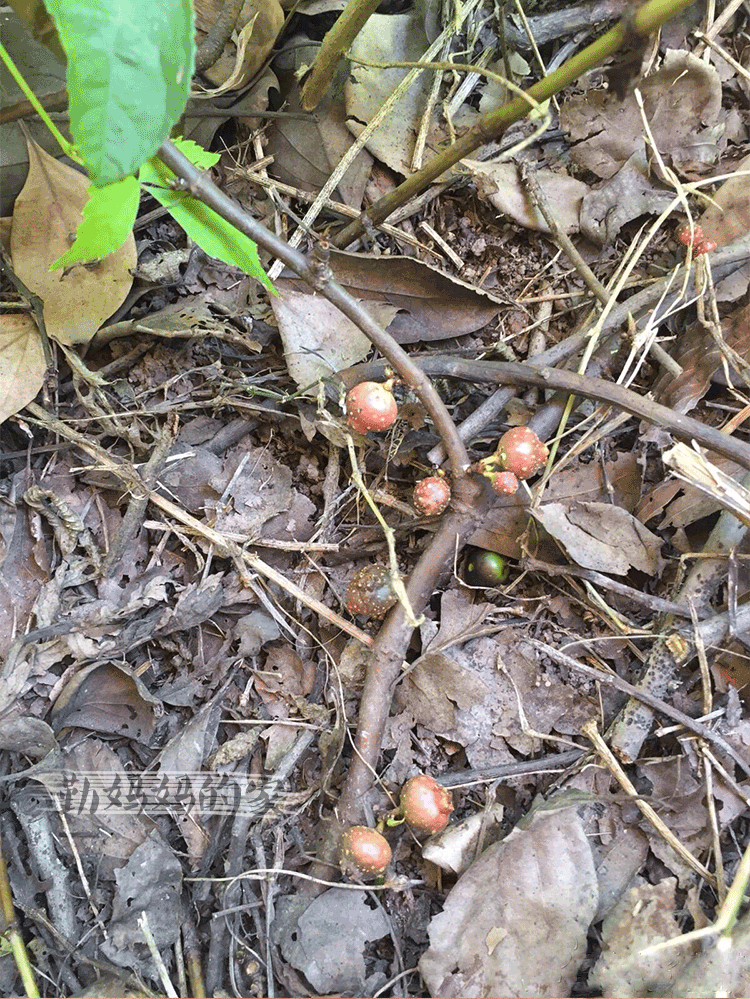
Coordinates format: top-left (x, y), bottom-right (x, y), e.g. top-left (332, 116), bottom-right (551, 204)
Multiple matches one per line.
top-left (156, 141), bottom-right (471, 476)
top-left (332, 0), bottom-right (699, 248)
top-left (338, 358), bottom-right (750, 472)
top-left (156, 141), bottom-right (487, 870)
top-left (300, 0), bottom-right (382, 110)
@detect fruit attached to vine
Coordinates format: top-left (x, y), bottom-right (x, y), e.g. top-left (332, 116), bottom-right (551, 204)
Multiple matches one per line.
top-left (496, 426), bottom-right (548, 479)
top-left (339, 826), bottom-right (392, 878)
top-left (489, 471), bottom-right (519, 496)
top-left (400, 775), bottom-right (453, 836)
top-left (345, 565), bottom-right (398, 618)
top-left (463, 548), bottom-right (507, 588)
top-left (345, 381), bottom-right (398, 433)
top-left (413, 476), bottom-right (451, 516)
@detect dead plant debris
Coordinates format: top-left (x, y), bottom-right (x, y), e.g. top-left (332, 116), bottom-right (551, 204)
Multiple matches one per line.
top-left (1, 1), bottom-right (750, 997)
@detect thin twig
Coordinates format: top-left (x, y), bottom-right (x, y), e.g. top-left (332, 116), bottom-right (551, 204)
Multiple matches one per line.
top-left (194, 0), bottom-right (245, 72)
top-left (582, 719), bottom-right (716, 886)
top-left (528, 638), bottom-right (750, 779)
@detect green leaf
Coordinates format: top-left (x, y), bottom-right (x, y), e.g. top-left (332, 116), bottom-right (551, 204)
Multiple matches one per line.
top-left (50, 175), bottom-right (140, 269)
top-left (43, 0), bottom-right (194, 186)
top-left (139, 139), bottom-right (275, 294)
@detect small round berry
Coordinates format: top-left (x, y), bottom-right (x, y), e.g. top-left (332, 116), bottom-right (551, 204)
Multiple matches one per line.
top-left (345, 565), bottom-right (398, 619)
top-left (400, 775), bottom-right (453, 836)
top-left (694, 238), bottom-right (717, 256)
top-left (677, 223), bottom-right (704, 247)
top-left (339, 826), bottom-right (391, 878)
top-left (345, 381), bottom-right (398, 434)
top-left (464, 548), bottom-right (507, 588)
top-left (496, 426), bottom-right (548, 479)
top-left (413, 476), bottom-right (451, 516)
top-left (489, 471), bottom-right (519, 496)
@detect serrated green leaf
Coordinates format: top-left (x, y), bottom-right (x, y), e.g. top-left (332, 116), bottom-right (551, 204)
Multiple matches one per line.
top-left (43, 0), bottom-right (194, 186)
top-left (139, 141), bottom-right (275, 294)
top-left (166, 136), bottom-right (220, 171)
top-left (50, 175), bottom-right (140, 269)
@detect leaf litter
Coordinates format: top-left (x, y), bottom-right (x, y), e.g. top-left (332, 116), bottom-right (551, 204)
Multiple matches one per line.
top-left (1, 2), bottom-right (750, 998)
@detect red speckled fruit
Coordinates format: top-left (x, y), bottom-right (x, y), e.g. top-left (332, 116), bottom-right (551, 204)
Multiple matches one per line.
top-left (496, 426), bottom-right (548, 479)
top-left (339, 826), bottom-right (392, 878)
top-left (677, 223), bottom-right (704, 247)
top-left (346, 565), bottom-right (398, 619)
top-left (400, 775), bottom-right (453, 836)
top-left (346, 381), bottom-right (398, 433)
top-left (694, 238), bottom-right (717, 256)
top-left (413, 476), bottom-right (451, 516)
top-left (490, 471), bottom-right (519, 496)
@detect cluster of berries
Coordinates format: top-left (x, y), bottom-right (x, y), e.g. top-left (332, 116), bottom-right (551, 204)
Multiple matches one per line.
top-left (339, 775), bottom-right (454, 879)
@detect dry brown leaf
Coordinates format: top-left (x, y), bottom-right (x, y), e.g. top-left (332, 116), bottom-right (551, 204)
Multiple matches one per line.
top-left (470, 453), bottom-right (642, 559)
top-left (531, 501), bottom-right (662, 576)
top-left (0, 312), bottom-right (46, 422)
top-left (271, 284), bottom-right (396, 389)
top-left (589, 879), bottom-right (695, 997)
top-left (10, 140), bottom-right (136, 345)
top-left (580, 151), bottom-right (675, 245)
top-left (0, 216), bottom-right (11, 249)
top-left (561, 49), bottom-right (723, 180)
top-left (273, 889), bottom-right (390, 995)
top-left (464, 159), bottom-right (589, 235)
top-left (699, 153), bottom-right (750, 248)
top-left (345, 13), bottom-right (440, 175)
top-left (40, 738), bottom-right (155, 877)
top-left (266, 41), bottom-right (372, 208)
top-left (193, 0), bottom-right (284, 93)
top-left (671, 911), bottom-right (750, 999)
top-left (652, 302), bottom-right (750, 415)
top-left (663, 443), bottom-right (750, 528)
top-left (420, 804), bottom-right (599, 997)
top-left (51, 662), bottom-right (162, 741)
top-left (276, 248), bottom-right (503, 344)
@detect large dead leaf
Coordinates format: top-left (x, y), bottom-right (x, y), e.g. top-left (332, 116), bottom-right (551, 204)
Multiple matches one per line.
top-left (580, 151), bottom-right (675, 245)
top-left (276, 248), bottom-right (503, 344)
top-left (0, 313), bottom-right (46, 422)
top-left (345, 13), bottom-right (439, 175)
top-left (419, 804), bottom-right (599, 997)
top-left (531, 501), bottom-right (662, 575)
top-left (0, 7), bottom-right (68, 214)
top-left (273, 889), bottom-right (390, 995)
top-left (396, 632), bottom-right (597, 766)
top-left (10, 140), bottom-right (136, 345)
top-left (101, 830), bottom-right (182, 973)
top-left (470, 453), bottom-right (642, 559)
top-left (698, 153), bottom-right (750, 300)
top-left (699, 153), bottom-right (750, 248)
top-left (671, 908), bottom-right (750, 998)
top-left (266, 40), bottom-right (373, 208)
top-left (193, 0), bottom-right (284, 93)
top-left (38, 738), bottom-right (156, 878)
top-left (51, 662), bottom-right (162, 741)
top-left (589, 879), bottom-right (696, 997)
top-left (464, 159), bottom-right (589, 235)
top-left (271, 285), bottom-right (397, 389)
top-left (561, 49), bottom-right (723, 180)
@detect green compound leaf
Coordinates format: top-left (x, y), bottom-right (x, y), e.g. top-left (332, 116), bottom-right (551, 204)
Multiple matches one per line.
top-left (44, 0), bottom-right (194, 186)
top-left (51, 175), bottom-right (141, 269)
top-left (140, 139), bottom-right (275, 294)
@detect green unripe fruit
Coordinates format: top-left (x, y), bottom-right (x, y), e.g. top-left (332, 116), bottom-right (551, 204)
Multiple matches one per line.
top-left (464, 548), bottom-right (507, 588)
